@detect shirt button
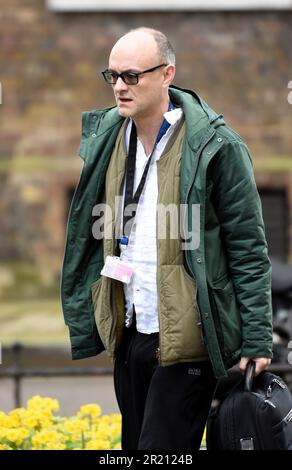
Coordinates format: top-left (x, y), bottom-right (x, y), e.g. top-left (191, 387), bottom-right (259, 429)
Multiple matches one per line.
top-left (217, 137), bottom-right (222, 142)
top-left (92, 133), bottom-right (97, 138)
top-left (204, 312), bottom-right (209, 319)
top-left (196, 257), bottom-right (202, 263)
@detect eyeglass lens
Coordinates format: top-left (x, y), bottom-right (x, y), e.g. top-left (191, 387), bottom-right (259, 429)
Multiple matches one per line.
top-left (103, 71), bottom-right (138, 85)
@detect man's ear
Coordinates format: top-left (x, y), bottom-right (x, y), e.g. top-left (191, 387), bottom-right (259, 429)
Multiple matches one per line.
top-left (162, 64), bottom-right (176, 88)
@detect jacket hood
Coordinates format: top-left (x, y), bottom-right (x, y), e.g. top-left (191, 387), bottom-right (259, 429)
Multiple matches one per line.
top-left (169, 85), bottom-right (225, 128)
top-left (169, 85), bottom-right (226, 151)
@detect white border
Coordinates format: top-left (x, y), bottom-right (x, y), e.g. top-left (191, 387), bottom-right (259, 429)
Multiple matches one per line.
top-left (46, 0), bottom-right (292, 12)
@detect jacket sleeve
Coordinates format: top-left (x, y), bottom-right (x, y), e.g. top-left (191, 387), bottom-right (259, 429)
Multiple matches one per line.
top-left (211, 139), bottom-right (273, 359)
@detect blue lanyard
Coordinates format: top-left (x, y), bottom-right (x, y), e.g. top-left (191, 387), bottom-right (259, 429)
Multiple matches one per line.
top-left (156, 100), bottom-right (175, 143)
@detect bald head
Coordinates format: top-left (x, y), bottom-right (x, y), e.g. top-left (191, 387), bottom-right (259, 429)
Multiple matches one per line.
top-left (130, 28), bottom-right (176, 66)
top-left (109, 28), bottom-right (175, 71)
top-left (109, 31), bottom-right (158, 72)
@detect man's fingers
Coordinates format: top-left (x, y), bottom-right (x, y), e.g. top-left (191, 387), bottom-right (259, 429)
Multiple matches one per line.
top-left (239, 357), bottom-right (250, 374)
top-left (239, 357), bottom-right (271, 376)
top-left (254, 358), bottom-right (271, 376)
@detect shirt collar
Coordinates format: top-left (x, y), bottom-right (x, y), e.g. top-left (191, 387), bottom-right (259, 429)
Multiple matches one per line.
top-left (163, 107), bottom-right (183, 126)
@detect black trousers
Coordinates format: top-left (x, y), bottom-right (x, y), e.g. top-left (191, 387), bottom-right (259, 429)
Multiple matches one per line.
top-left (113, 320), bottom-right (217, 450)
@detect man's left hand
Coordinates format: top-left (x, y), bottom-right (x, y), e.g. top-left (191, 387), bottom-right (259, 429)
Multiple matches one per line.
top-left (239, 357), bottom-right (271, 377)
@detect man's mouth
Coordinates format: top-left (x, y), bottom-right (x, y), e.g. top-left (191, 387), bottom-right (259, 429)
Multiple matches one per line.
top-left (117, 97), bottom-right (132, 104)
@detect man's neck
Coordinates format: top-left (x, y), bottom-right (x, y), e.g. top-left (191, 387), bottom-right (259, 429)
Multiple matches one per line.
top-left (133, 100), bottom-right (170, 156)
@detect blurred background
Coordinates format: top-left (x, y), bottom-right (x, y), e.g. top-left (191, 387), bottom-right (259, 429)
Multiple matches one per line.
top-left (0, 0), bottom-right (292, 415)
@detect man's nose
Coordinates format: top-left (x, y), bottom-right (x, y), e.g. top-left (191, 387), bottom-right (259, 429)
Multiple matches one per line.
top-left (114, 76), bottom-right (128, 92)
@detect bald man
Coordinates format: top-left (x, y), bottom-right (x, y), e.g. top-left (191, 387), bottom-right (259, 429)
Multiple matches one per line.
top-left (61, 28), bottom-right (273, 450)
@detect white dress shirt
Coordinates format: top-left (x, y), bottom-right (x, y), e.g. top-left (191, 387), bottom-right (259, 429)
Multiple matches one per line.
top-left (119, 107), bottom-right (183, 333)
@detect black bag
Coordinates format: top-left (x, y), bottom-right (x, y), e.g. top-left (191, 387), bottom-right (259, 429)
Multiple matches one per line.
top-left (206, 361), bottom-right (292, 450)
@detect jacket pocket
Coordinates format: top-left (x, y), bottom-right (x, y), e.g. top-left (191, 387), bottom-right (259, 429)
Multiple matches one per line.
top-left (211, 276), bottom-right (242, 357)
top-left (159, 264), bottom-right (207, 362)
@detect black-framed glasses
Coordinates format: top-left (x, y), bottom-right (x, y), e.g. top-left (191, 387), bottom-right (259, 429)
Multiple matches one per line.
top-left (102, 63), bottom-right (167, 85)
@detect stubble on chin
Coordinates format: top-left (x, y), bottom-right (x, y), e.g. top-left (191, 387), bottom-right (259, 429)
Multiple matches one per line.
top-left (117, 108), bottom-right (130, 118)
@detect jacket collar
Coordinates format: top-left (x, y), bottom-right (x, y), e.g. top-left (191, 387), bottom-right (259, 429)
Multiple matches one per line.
top-left (91, 85), bottom-right (225, 152)
top-left (92, 106), bottom-right (124, 140)
top-left (169, 85), bottom-right (225, 152)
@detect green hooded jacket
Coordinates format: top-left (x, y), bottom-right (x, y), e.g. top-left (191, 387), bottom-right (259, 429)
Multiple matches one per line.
top-left (60, 85), bottom-right (273, 379)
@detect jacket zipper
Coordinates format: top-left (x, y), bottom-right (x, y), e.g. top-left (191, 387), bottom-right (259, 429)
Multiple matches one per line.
top-left (183, 130), bottom-right (216, 275)
top-left (155, 136), bottom-right (183, 365)
top-left (183, 131), bottom-right (216, 340)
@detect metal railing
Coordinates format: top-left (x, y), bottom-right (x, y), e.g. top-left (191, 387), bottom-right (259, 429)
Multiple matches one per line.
top-left (0, 343), bottom-right (113, 408)
top-left (1, 343), bottom-right (292, 409)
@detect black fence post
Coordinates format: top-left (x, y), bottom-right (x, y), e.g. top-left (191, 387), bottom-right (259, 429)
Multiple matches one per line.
top-left (12, 342), bottom-right (22, 408)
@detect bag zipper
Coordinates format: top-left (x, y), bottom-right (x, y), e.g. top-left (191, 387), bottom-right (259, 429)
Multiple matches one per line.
top-left (272, 378), bottom-right (286, 389)
top-left (266, 378), bottom-right (286, 398)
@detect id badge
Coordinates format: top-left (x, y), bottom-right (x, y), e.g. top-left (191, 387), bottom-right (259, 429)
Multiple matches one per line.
top-left (101, 256), bottom-right (134, 284)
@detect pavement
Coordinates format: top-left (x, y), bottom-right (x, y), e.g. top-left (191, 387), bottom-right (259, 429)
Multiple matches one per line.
top-left (0, 375), bottom-right (120, 416)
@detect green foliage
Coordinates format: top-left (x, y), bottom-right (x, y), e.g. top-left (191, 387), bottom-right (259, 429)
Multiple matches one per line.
top-left (0, 261), bottom-right (59, 301)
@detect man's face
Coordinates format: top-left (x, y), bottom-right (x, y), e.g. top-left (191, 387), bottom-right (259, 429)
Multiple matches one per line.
top-left (108, 33), bottom-right (171, 120)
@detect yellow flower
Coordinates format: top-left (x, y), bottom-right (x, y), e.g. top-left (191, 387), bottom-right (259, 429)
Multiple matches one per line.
top-left (93, 425), bottom-right (111, 441)
top-left (77, 403), bottom-right (101, 420)
top-left (31, 434), bottom-right (66, 451)
top-left (109, 423), bottom-right (122, 438)
top-left (0, 443), bottom-right (13, 450)
top-left (27, 396), bottom-right (59, 414)
top-left (9, 408), bottom-right (27, 417)
top-left (85, 439), bottom-right (111, 450)
top-left (0, 396), bottom-right (121, 451)
top-left (22, 414), bottom-right (39, 430)
top-left (6, 428), bottom-right (29, 446)
top-left (64, 419), bottom-right (89, 434)
top-left (100, 414), bottom-right (111, 425)
top-left (0, 412), bottom-right (11, 428)
top-left (45, 430), bottom-right (61, 441)
top-left (27, 396), bottom-right (43, 409)
top-left (42, 398), bottom-right (59, 413)
top-left (18, 428), bottom-right (30, 440)
top-left (46, 442), bottom-right (66, 450)
top-left (113, 442), bottom-right (122, 449)
top-left (31, 433), bottom-right (48, 447)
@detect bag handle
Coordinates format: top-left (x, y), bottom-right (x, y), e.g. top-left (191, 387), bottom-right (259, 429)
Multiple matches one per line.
top-left (244, 360), bottom-right (256, 392)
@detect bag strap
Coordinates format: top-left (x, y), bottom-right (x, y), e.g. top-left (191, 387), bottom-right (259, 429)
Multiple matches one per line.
top-left (244, 360), bottom-right (256, 392)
